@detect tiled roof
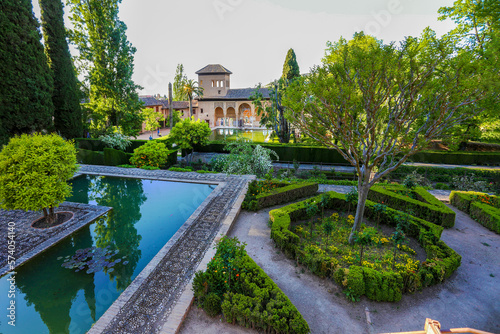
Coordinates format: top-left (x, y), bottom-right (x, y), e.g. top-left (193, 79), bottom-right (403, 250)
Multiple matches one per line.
top-left (198, 88), bottom-right (270, 100)
top-left (141, 96), bottom-right (190, 109)
top-left (196, 64), bottom-right (232, 75)
top-left (161, 101), bottom-right (190, 109)
top-left (140, 96), bottom-right (163, 106)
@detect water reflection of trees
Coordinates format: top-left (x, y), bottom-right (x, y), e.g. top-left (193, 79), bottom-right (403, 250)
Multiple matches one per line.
top-left (89, 176), bottom-right (147, 290)
top-left (15, 225), bottom-right (96, 334)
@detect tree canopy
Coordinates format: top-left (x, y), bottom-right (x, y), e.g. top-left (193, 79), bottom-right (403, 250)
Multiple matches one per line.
top-left (0, 133), bottom-right (78, 224)
top-left (173, 64), bottom-right (188, 101)
top-left (0, 0), bottom-right (54, 145)
top-left (67, 0), bottom-right (143, 137)
top-left (39, 0), bottom-right (83, 139)
top-left (283, 32), bottom-right (499, 243)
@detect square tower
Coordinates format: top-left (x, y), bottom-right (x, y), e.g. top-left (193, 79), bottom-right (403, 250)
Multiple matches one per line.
top-left (196, 64), bottom-right (232, 98)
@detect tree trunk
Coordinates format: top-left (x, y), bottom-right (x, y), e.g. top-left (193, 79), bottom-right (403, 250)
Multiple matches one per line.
top-left (348, 182), bottom-right (370, 244)
top-left (47, 206), bottom-right (56, 225)
top-left (189, 97), bottom-right (193, 117)
top-left (169, 83), bottom-right (173, 128)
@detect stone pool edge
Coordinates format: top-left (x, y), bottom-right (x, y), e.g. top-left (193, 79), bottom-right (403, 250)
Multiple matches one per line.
top-left (0, 203), bottom-right (111, 277)
top-left (77, 165), bottom-right (255, 334)
top-left (159, 179), bottom-right (250, 334)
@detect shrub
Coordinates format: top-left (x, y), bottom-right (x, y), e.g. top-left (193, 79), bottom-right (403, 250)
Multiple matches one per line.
top-left (98, 132), bottom-right (132, 151)
top-left (130, 141), bottom-right (171, 168)
top-left (451, 174), bottom-right (493, 193)
top-left (193, 237), bottom-right (309, 333)
top-left (215, 140), bottom-right (279, 177)
top-left (0, 133), bottom-right (78, 224)
top-left (203, 293), bottom-right (222, 317)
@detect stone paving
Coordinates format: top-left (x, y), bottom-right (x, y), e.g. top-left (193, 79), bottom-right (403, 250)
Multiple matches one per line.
top-left (74, 165), bottom-right (254, 334)
top-left (0, 202), bottom-right (111, 276)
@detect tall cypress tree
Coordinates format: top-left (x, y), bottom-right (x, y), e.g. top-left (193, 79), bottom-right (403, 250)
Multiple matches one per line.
top-left (39, 0), bottom-right (83, 139)
top-left (0, 0), bottom-right (54, 146)
top-left (282, 48), bottom-right (300, 82)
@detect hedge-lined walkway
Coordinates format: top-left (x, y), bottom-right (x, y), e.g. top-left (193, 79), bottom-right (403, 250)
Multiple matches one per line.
top-left (179, 192), bottom-right (500, 334)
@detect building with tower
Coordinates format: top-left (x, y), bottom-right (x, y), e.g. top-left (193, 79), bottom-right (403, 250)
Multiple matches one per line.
top-left (140, 64), bottom-right (270, 131)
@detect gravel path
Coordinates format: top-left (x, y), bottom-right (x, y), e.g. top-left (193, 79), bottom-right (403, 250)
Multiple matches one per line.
top-left (179, 196), bottom-right (499, 334)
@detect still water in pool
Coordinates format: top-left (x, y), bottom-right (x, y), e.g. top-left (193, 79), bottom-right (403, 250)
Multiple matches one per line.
top-left (0, 175), bottom-right (213, 334)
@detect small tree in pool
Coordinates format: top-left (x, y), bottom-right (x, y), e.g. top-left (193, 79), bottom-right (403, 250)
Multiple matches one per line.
top-left (169, 117), bottom-right (211, 164)
top-left (0, 133), bottom-right (78, 225)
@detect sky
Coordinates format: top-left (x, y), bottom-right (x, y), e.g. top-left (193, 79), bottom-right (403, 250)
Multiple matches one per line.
top-left (32, 0), bottom-right (457, 96)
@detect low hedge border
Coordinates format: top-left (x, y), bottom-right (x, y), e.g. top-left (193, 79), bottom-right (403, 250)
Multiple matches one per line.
top-left (255, 182), bottom-right (319, 209)
top-left (367, 185), bottom-right (456, 228)
top-left (76, 148), bottom-right (104, 165)
top-left (221, 254), bottom-right (309, 333)
top-left (269, 191), bottom-right (460, 302)
top-left (450, 191), bottom-right (500, 234)
top-left (77, 147), bottom-right (177, 168)
top-left (75, 137), bottom-right (175, 153)
top-left (408, 151), bottom-right (500, 166)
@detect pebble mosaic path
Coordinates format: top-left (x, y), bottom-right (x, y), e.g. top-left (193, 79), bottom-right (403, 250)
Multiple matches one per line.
top-left (72, 166), bottom-right (253, 334)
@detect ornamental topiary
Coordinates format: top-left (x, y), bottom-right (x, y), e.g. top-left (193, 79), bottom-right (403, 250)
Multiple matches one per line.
top-left (0, 133), bottom-right (78, 225)
top-left (130, 141), bottom-right (170, 168)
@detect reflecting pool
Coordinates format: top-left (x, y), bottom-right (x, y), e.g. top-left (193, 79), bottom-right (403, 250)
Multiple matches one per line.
top-left (0, 175), bottom-right (213, 334)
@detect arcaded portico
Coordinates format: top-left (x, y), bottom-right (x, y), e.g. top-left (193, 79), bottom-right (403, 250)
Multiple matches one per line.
top-left (139, 64), bottom-right (271, 132)
top-left (193, 64), bottom-right (270, 129)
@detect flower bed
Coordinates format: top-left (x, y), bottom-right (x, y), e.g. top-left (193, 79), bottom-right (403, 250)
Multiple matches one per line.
top-left (269, 192), bottom-right (461, 302)
top-left (192, 237), bottom-right (310, 333)
top-left (242, 180), bottom-right (318, 211)
top-left (450, 191), bottom-right (500, 233)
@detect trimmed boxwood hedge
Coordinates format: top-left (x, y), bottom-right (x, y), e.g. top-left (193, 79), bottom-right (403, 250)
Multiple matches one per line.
top-left (367, 185), bottom-right (456, 228)
top-left (450, 191), bottom-right (500, 233)
top-left (76, 148), bottom-right (104, 165)
top-left (77, 146), bottom-right (177, 168)
top-left (103, 148), bottom-right (133, 166)
top-left (256, 182), bottom-right (318, 209)
top-left (75, 137), bottom-right (174, 153)
top-left (221, 255), bottom-right (310, 333)
top-left (408, 151), bottom-right (500, 166)
top-left (189, 141), bottom-right (500, 165)
top-left (269, 191), bottom-right (460, 302)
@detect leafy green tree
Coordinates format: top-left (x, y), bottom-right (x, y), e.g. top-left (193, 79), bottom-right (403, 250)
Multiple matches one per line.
top-left (182, 79), bottom-right (203, 116)
top-left (67, 0), bottom-right (143, 137)
top-left (0, 133), bottom-right (78, 224)
top-left (142, 108), bottom-right (161, 138)
top-left (0, 0), bottom-right (54, 145)
top-left (251, 49), bottom-right (300, 143)
top-left (169, 117), bottom-right (211, 164)
top-left (166, 110), bottom-right (182, 129)
top-left (438, 0), bottom-right (500, 144)
top-left (173, 64), bottom-right (188, 101)
top-left (39, 0), bottom-right (82, 139)
top-left (283, 32), bottom-right (498, 244)
top-left (282, 48), bottom-right (300, 81)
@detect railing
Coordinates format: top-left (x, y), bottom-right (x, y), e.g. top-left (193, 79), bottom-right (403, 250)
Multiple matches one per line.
top-left (380, 318), bottom-right (494, 334)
